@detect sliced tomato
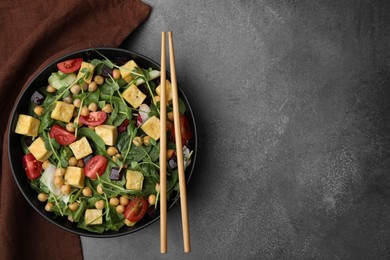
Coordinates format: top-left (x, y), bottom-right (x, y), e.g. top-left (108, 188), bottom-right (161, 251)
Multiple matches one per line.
top-left (49, 124), bottom-right (76, 145)
top-left (124, 197), bottom-right (148, 223)
top-left (23, 153), bottom-right (42, 180)
top-left (79, 111), bottom-right (107, 126)
top-left (172, 115), bottom-right (193, 144)
top-left (57, 58), bottom-right (83, 74)
top-left (84, 155), bottom-right (108, 180)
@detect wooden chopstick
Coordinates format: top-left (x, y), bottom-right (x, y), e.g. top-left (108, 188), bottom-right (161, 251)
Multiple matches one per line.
top-left (168, 31), bottom-right (191, 253)
top-left (160, 31), bottom-right (168, 254)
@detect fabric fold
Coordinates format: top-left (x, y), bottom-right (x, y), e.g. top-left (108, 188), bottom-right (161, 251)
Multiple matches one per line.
top-left (0, 1), bottom-right (151, 259)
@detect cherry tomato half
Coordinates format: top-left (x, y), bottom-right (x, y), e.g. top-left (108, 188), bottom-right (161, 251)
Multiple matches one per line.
top-left (79, 111), bottom-right (107, 126)
top-left (49, 124), bottom-right (77, 145)
top-left (57, 58), bottom-right (83, 74)
top-left (124, 197), bottom-right (148, 223)
top-left (23, 153), bottom-right (43, 180)
top-left (172, 115), bottom-right (193, 144)
top-left (84, 155), bottom-right (108, 180)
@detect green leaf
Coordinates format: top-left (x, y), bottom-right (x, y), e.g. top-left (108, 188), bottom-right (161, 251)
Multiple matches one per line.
top-left (38, 112), bottom-right (54, 133)
top-left (77, 127), bottom-right (107, 155)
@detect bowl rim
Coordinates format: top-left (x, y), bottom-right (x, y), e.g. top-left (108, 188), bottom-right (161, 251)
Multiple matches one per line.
top-left (7, 47), bottom-right (198, 238)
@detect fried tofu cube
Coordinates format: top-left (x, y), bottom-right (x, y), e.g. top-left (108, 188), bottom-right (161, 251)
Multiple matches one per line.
top-left (155, 80), bottom-right (173, 102)
top-left (95, 125), bottom-right (118, 146)
top-left (64, 166), bottom-right (85, 188)
top-left (121, 84), bottom-right (146, 108)
top-left (14, 114), bottom-right (40, 137)
top-left (28, 137), bottom-right (53, 162)
top-left (125, 170), bottom-right (144, 190)
top-left (76, 61), bottom-right (95, 83)
top-left (141, 116), bottom-right (160, 140)
top-left (51, 101), bottom-right (75, 123)
top-left (85, 209), bottom-right (103, 225)
top-left (69, 137), bottom-right (93, 159)
top-left (119, 60), bottom-right (139, 83)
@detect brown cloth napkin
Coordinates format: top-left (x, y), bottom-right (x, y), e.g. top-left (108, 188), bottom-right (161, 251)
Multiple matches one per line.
top-left (0, 1), bottom-right (151, 259)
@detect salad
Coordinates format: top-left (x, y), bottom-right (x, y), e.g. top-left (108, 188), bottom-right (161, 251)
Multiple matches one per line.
top-left (14, 50), bottom-right (193, 233)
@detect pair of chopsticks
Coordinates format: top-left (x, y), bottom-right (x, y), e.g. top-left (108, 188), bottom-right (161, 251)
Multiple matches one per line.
top-left (160, 31), bottom-right (191, 253)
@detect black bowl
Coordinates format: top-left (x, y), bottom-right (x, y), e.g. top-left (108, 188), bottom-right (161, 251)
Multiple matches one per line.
top-left (7, 48), bottom-right (197, 238)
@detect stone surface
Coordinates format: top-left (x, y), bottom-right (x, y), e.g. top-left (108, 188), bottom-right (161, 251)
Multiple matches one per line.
top-left (81, 0), bottom-right (390, 259)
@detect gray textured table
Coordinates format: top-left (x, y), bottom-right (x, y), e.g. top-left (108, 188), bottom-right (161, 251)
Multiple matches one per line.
top-left (81, 1), bottom-right (390, 259)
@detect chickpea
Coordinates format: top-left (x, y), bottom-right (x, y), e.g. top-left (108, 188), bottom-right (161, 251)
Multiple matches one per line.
top-left (66, 123), bottom-right (75, 132)
top-left (154, 96), bottom-right (161, 103)
top-left (76, 159), bottom-right (84, 168)
top-left (110, 197), bottom-right (119, 206)
top-left (167, 111), bottom-right (174, 121)
top-left (55, 168), bottom-right (65, 177)
top-left (45, 202), bottom-right (54, 212)
top-left (37, 193), bottom-right (48, 202)
top-left (61, 184), bottom-right (71, 195)
top-left (73, 98), bottom-right (82, 108)
top-left (106, 146), bottom-right (118, 156)
top-left (47, 85), bottom-right (57, 93)
top-left (82, 187), bottom-right (93, 197)
top-left (81, 82), bottom-right (88, 91)
top-left (97, 184), bottom-right (104, 194)
top-left (34, 105), bottom-right (44, 116)
top-left (80, 106), bottom-right (89, 117)
top-left (132, 136), bottom-right (143, 147)
top-left (119, 195), bottom-right (129, 206)
top-left (148, 194), bottom-right (156, 205)
top-left (54, 176), bottom-right (64, 188)
top-left (70, 84), bottom-right (81, 95)
top-left (94, 75), bottom-right (104, 85)
top-left (88, 81), bottom-right (98, 92)
top-left (112, 69), bottom-right (121, 79)
top-left (68, 157), bottom-right (78, 166)
top-left (102, 103), bottom-right (113, 113)
top-left (143, 136), bottom-right (151, 146)
top-left (124, 219), bottom-right (135, 227)
top-left (69, 202), bottom-right (80, 211)
top-left (42, 160), bottom-right (50, 170)
top-left (88, 102), bottom-right (98, 112)
top-left (167, 149), bottom-right (175, 159)
top-left (74, 117), bottom-right (83, 127)
top-left (63, 95), bottom-right (73, 104)
top-left (116, 205), bottom-right (125, 214)
top-left (95, 200), bottom-right (105, 210)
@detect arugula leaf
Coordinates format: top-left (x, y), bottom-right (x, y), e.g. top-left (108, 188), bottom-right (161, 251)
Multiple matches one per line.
top-left (38, 112), bottom-right (54, 133)
top-left (77, 127), bottom-right (106, 155)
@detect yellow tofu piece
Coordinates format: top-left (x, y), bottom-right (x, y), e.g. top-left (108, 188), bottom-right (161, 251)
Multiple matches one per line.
top-left (14, 114), bottom-right (40, 137)
top-left (69, 137), bottom-right (93, 159)
top-left (125, 170), bottom-right (144, 190)
top-left (155, 80), bottom-right (173, 102)
top-left (28, 137), bottom-right (53, 162)
top-left (51, 101), bottom-right (75, 123)
top-left (64, 166), bottom-right (85, 188)
top-left (85, 209), bottom-right (103, 225)
top-left (76, 61), bottom-right (95, 83)
top-left (141, 116), bottom-right (160, 140)
top-left (95, 125), bottom-right (118, 146)
top-left (119, 60), bottom-right (139, 83)
top-left (121, 84), bottom-right (146, 108)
